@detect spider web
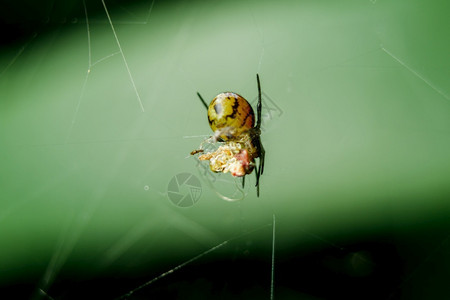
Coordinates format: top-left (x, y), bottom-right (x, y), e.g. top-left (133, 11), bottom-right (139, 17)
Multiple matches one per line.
top-left (1, 0), bottom-right (450, 299)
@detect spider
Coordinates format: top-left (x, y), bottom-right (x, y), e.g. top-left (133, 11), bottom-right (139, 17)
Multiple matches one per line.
top-left (191, 74), bottom-right (265, 197)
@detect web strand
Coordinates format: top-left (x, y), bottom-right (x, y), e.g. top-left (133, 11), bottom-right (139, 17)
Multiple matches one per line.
top-left (0, 33), bottom-right (37, 77)
top-left (270, 214), bottom-right (276, 300)
top-left (115, 223), bottom-right (272, 299)
top-left (65, 0), bottom-right (91, 144)
top-left (115, 241), bottom-right (228, 300)
top-left (101, 0), bottom-right (145, 112)
top-left (381, 46), bottom-right (450, 102)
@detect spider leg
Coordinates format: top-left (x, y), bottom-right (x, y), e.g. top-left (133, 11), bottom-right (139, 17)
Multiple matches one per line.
top-left (255, 74), bottom-right (264, 197)
top-left (197, 92), bottom-right (209, 110)
top-left (256, 74), bottom-right (262, 129)
top-left (254, 139), bottom-right (265, 197)
top-left (242, 175), bottom-right (245, 189)
top-left (255, 170), bottom-right (260, 197)
top-left (259, 139), bottom-right (265, 176)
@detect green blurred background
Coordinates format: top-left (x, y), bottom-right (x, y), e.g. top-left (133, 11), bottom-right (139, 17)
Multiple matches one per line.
top-left (1, 0), bottom-right (449, 299)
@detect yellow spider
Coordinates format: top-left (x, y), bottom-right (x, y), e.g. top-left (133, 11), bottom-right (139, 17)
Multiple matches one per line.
top-left (191, 74), bottom-right (265, 197)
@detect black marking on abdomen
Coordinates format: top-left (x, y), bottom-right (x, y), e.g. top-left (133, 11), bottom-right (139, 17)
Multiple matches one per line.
top-left (226, 96), bottom-right (240, 121)
top-left (241, 110), bottom-right (253, 128)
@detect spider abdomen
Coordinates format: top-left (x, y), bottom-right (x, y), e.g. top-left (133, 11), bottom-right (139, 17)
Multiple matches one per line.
top-left (207, 92), bottom-right (255, 140)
